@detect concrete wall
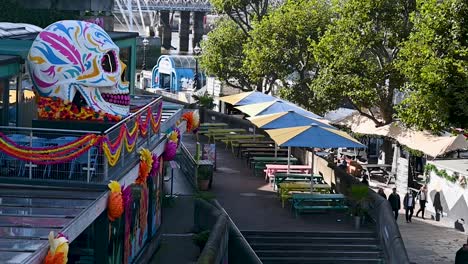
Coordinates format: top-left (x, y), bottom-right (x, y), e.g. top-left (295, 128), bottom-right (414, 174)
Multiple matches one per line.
top-left (426, 166), bottom-right (468, 224)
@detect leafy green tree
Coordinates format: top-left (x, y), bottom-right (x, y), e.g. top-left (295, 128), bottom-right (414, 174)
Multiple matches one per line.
top-left (396, 0), bottom-right (468, 131)
top-left (200, 0), bottom-right (273, 91)
top-left (199, 18), bottom-right (254, 90)
top-left (244, 0), bottom-right (331, 106)
top-left (311, 0), bottom-right (415, 126)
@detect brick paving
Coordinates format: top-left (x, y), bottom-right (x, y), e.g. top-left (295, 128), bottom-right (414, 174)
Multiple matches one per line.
top-left (370, 180), bottom-right (467, 264)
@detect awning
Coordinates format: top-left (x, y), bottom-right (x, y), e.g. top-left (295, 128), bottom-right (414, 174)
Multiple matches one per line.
top-left (332, 111), bottom-right (468, 157)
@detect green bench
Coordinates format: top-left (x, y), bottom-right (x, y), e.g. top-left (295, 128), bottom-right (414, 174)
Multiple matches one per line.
top-left (292, 193), bottom-right (348, 217)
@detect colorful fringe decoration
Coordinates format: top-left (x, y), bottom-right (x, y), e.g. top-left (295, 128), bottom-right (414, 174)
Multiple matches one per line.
top-left (0, 102), bottom-right (163, 167)
top-left (0, 133), bottom-right (100, 165)
top-left (44, 231), bottom-right (69, 264)
top-left (107, 181), bottom-right (124, 222)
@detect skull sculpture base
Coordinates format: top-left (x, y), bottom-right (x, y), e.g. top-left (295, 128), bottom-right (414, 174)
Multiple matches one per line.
top-left (37, 96), bottom-right (122, 122)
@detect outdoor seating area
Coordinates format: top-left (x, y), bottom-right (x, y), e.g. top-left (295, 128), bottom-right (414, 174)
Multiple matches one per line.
top-left (198, 120), bottom-right (355, 217)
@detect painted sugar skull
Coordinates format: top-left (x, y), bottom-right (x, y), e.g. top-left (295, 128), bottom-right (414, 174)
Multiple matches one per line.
top-left (28, 20), bottom-right (130, 120)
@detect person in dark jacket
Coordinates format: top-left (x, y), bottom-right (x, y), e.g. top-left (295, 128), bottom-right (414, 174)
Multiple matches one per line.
top-left (403, 189), bottom-right (415, 223)
top-left (433, 191), bottom-right (443, 221)
top-left (388, 188), bottom-right (401, 220)
top-left (455, 237), bottom-right (468, 264)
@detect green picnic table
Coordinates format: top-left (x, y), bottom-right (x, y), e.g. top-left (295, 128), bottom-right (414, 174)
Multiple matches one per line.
top-left (274, 173), bottom-right (325, 188)
top-left (198, 123), bottom-right (229, 134)
top-left (235, 141), bottom-right (275, 155)
top-left (242, 148), bottom-right (288, 158)
top-left (222, 134), bottom-right (266, 151)
top-left (250, 156), bottom-right (298, 167)
top-left (205, 128), bottom-right (247, 143)
top-left (292, 193), bottom-right (348, 217)
top-left (200, 122), bottom-right (228, 128)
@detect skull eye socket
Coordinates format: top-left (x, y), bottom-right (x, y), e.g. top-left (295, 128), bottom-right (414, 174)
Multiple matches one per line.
top-left (101, 51), bottom-right (117, 73)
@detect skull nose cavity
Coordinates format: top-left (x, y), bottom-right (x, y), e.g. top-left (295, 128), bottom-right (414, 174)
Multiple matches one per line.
top-left (101, 50), bottom-right (118, 73)
top-left (101, 93), bottom-right (130, 106)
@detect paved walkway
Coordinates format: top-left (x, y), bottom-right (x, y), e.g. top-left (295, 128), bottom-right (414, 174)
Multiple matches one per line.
top-left (183, 134), bottom-right (371, 232)
top-left (370, 179), bottom-right (467, 264)
top-left (150, 167), bottom-right (199, 263)
top-left (155, 133), bottom-right (467, 264)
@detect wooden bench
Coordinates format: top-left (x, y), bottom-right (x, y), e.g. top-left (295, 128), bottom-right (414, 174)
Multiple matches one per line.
top-left (292, 193), bottom-right (348, 217)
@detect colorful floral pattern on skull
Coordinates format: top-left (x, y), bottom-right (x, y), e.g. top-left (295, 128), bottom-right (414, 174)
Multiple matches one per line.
top-left (28, 20), bottom-right (130, 120)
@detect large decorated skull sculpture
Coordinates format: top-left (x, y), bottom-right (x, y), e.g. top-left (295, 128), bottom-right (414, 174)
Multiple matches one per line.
top-left (28, 20), bottom-right (130, 121)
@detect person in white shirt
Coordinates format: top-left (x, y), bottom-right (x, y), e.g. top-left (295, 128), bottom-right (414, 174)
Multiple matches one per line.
top-left (403, 189), bottom-right (415, 223)
top-left (416, 185), bottom-right (428, 219)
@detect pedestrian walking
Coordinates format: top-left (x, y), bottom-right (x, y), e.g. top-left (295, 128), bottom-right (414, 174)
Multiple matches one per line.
top-left (388, 188), bottom-right (400, 220)
top-left (378, 188), bottom-right (387, 199)
top-left (415, 185), bottom-right (428, 219)
top-left (455, 237), bottom-right (468, 264)
top-left (403, 189), bottom-right (415, 223)
top-left (433, 191), bottom-right (443, 221)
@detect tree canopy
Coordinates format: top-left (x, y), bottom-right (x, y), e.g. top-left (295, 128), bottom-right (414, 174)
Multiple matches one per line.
top-left (396, 0), bottom-right (468, 131)
top-left (311, 0), bottom-right (415, 125)
top-left (244, 0), bottom-right (331, 107)
top-left (199, 18), bottom-right (252, 90)
top-left (204, 0), bottom-right (468, 131)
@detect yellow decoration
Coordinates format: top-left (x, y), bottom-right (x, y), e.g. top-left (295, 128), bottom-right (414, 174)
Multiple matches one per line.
top-left (44, 231), bottom-right (69, 264)
top-left (168, 131), bottom-right (179, 144)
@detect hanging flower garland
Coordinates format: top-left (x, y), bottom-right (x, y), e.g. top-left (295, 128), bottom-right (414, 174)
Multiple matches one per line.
top-left (149, 153), bottom-right (160, 179)
top-left (180, 110), bottom-right (200, 134)
top-left (122, 185), bottom-right (132, 263)
top-left (44, 231), bottom-right (69, 264)
top-left (38, 96), bottom-right (121, 122)
top-left (107, 181), bottom-right (124, 222)
top-left (136, 148), bottom-right (153, 185)
top-left (162, 126), bottom-right (181, 161)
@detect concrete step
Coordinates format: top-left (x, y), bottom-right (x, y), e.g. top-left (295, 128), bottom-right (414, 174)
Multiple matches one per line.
top-left (260, 256), bottom-right (384, 264)
top-left (242, 230), bottom-right (377, 238)
top-left (244, 236), bottom-right (379, 245)
top-left (255, 249), bottom-right (382, 258)
top-left (249, 242), bottom-right (381, 251)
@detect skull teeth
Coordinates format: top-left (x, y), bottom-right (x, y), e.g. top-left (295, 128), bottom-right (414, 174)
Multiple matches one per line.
top-left (101, 93), bottom-right (130, 106)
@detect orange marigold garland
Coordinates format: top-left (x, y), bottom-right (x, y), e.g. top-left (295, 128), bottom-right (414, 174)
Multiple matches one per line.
top-left (107, 181), bottom-right (124, 221)
top-left (37, 96), bottom-right (121, 122)
top-left (136, 148), bottom-right (153, 184)
top-left (44, 231), bottom-right (69, 264)
top-left (181, 110), bottom-right (200, 133)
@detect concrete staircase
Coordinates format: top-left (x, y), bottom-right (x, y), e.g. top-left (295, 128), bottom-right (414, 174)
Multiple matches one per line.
top-left (242, 230), bottom-right (385, 264)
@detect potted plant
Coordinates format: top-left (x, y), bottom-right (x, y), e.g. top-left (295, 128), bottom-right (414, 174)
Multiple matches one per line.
top-left (197, 164), bottom-right (213, 191)
top-left (193, 230), bottom-right (210, 252)
top-left (192, 92), bottom-right (216, 109)
top-left (349, 184), bottom-right (369, 229)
